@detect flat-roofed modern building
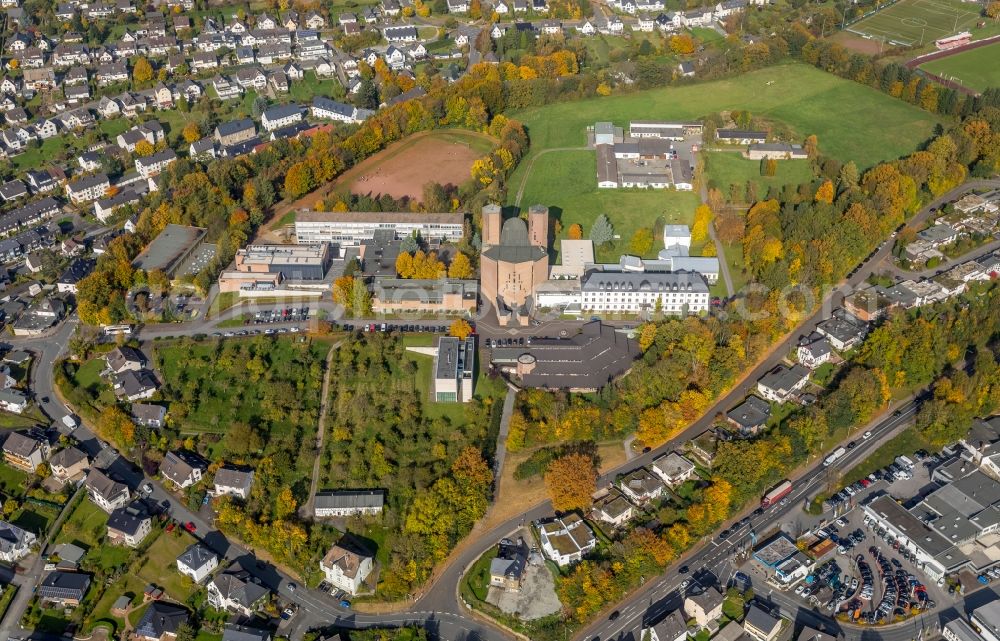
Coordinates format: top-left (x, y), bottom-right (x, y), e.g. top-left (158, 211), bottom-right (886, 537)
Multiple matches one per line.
top-left (132, 224), bottom-right (207, 277)
top-left (973, 602), bottom-right (1000, 641)
top-left (434, 336), bottom-right (475, 402)
top-left (295, 211), bottom-right (465, 245)
top-left (234, 243), bottom-right (330, 280)
top-left (371, 277), bottom-right (478, 314)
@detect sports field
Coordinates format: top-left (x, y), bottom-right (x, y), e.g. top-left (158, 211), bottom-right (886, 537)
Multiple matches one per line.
top-left (919, 41), bottom-right (1000, 92)
top-left (847, 0), bottom-right (980, 46)
top-left (339, 129), bottom-right (495, 200)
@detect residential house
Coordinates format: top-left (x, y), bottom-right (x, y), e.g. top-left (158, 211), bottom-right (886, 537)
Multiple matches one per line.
top-left (0, 179), bottom-right (26, 201)
top-left (650, 451), bottom-right (696, 487)
top-left (133, 602), bottom-right (190, 641)
top-left (39, 571), bottom-right (90, 607)
top-left (815, 311), bottom-right (866, 351)
top-left (685, 588), bottom-right (725, 629)
top-left (105, 346), bottom-right (146, 374)
top-left (66, 173), bottom-right (110, 204)
top-left (213, 466), bottom-right (254, 500)
top-left (26, 169), bottom-right (58, 193)
top-left (618, 467), bottom-right (665, 504)
top-left (234, 67), bottom-right (267, 90)
top-left (320, 539), bottom-right (374, 595)
top-left (383, 25), bottom-right (418, 42)
top-left (261, 104), bottom-right (303, 132)
top-left (0, 520), bottom-right (36, 561)
top-left (135, 149), bottom-right (177, 179)
top-left (311, 96), bottom-right (360, 123)
top-left (716, 129), bottom-right (767, 144)
top-left (592, 489), bottom-right (636, 527)
top-left (3, 430), bottom-right (50, 472)
top-left (756, 364), bottom-right (810, 403)
top-left (112, 369), bottom-right (159, 401)
top-left (223, 625), bottom-right (271, 641)
top-left (215, 119), bottom-right (256, 147)
top-left (107, 502), bottom-right (152, 547)
top-left (189, 138), bottom-right (217, 160)
top-left (207, 560), bottom-right (270, 616)
top-left (744, 605), bottom-right (782, 641)
top-left (488, 537), bottom-right (527, 592)
top-left (314, 490), bottom-right (385, 517)
top-left (305, 11), bottom-right (325, 28)
top-left (538, 513), bottom-right (596, 566)
top-left (177, 543), bottom-right (219, 583)
top-left (159, 450), bottom-right (207, 489)
top-left (0, 389), bottom-right (26, 416)
top-left (644, 611), bottom-right (688, 641)
top-left (797, 332), bottom-right (833, 369)
top-left (85, 468), bottom-right (130, 513)
top-left (49, 446), bottom-right (89, 485)
top-left (131, 403), bottom-right (166, 428)
top-left (725, 395), bottom-right (771, 437)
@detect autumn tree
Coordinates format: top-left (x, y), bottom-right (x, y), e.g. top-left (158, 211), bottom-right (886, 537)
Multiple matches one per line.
top-left (669, 34), bottom-right (695, 55)
top-left (96, 405), bottom-right (136, 449)
top-left (181, 121), bottom-right (202, 143)
top-left (691, 204), bottom-right (713, 245)
top-left (134, 140), bottom-right (154, 157)
top-left (567, 223), bottom-right (583, 239)
top-left (629, 228), bottom-right (654, 256)
top-left (815, 180), bottom-right (834, 204)
top-left (544, 452), bottom-right (596, 511)
top-left (448, 252), bottom-right (474, 279)
top-left (449, 319), bottom-right (472, 340)
top-left (132, 57), bottom-right (154, 84)
top-left (988, 1), bottom-right (1000, 19)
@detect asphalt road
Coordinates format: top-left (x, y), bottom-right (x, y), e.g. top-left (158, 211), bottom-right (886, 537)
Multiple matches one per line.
top-left (578, 402), bottom-right (921, 641)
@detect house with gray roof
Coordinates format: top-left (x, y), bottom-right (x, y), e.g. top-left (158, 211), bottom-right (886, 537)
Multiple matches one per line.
top-left (756, 364), bottom-right (809, 404)
top-left (177, 542), bottom-right (218, 583)
top-left (208, 560), bottom-right (270, 615)
top-left (159, 450), bottom-right (207, 489)
top-left (39, 571), bottom-right (90, 606)
top-left (133, 601), bottom-right (190, 641)
top-left (213, 466), bottom-right (254, 500)
top-left (726, 395), bottom-right (771, 436)
top-left (223, 624), bottom-right (271, 641)
top-left (0, 519), bottom-right (36, 561)
top-left (314, 490), bottom-right (385, 517)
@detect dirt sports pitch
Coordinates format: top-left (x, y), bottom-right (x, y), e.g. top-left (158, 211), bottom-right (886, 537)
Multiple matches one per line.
top-left (338, 129), bottom-right (495, 201)
top-left (847, 0), bottom-right (980, 46)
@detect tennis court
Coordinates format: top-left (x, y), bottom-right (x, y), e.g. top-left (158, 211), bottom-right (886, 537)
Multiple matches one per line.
top-left (847, 0), bottom-right (980, 46)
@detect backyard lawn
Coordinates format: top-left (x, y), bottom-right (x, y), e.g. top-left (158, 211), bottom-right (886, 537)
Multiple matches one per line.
top-left (514, 149), bottom-right (701, 263)
top-left (509, 63), bottom-right (942, 171)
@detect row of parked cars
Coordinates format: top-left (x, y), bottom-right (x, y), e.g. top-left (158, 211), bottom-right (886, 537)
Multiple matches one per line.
top-left (252, 307), bottom-right (310, 323)
top-left (828, 458), bottom-right (917, 508)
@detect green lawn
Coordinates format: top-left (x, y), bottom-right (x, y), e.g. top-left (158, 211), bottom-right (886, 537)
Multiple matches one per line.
top-left (509, 63), bottom-right (942, 171)
top-left (289, 70), bottom-right (345, 103)
top-left (12, 503), bottom-right (60, 537)
top-left (462, 545), bottom-right (499, 603)
top-left (514, 149), bottom-right (701, 263)
top-left (920, 41), bottom-right (1000, 93)
top-left (0, 405), bottom-right (47, 430)
top-left (55, 498), bottom-right (112, 551)
top-left (704, 151), bottom-right (816, 198)
top-left (0, 465), bottom-right (27, 495)
top-left (848, 0), bottom-right (982, 46)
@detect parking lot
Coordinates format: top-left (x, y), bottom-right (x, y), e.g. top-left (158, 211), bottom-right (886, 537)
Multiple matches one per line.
top-left (777, 451), bottom-right (951, 624)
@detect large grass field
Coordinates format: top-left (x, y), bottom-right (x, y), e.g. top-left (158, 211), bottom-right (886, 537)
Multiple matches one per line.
top-left (515, 149), bottom-right (701, 263)
top-left (704, 151), bottom-right (816, 197)
top-left (509, 63), bottom-right (942, 171)
top-left (919, 41), bottom-right (1000, 93)
top-left (847, 0), bottom-right (981, 46)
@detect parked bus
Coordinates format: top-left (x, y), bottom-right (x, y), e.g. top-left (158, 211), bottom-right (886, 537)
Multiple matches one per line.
top-left (102, 324), bottom-right (133, 336)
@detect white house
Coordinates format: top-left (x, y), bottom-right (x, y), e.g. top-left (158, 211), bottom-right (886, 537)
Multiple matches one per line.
top-left (538, 514), bottom-right (596, 566)
top-left (650, 451), bottom-right (696, 487)
top-left (177, 543), bottom-right (219, 583)
top-left (213, 466), bottom-right (254, 500)
top-left (260, 104), bottom-right (303, 132)
top-left (797, 332), bottom-right (832, 369)
top-left (320, 540), bottom-right (374, 595)
top-left (314, 490), bottom-right (384, 517)
top-left (0, 520), bottom-right (36, 562)
top-left (756, 363), bottom-right (810, 403)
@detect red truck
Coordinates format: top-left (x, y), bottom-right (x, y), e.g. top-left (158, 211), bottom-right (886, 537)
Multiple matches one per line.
top-left (761, 480), bottom-right (793, 508)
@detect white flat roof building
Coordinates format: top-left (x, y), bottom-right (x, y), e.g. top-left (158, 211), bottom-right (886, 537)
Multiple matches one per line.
top-left (295, 211), bottom-right (465, 245)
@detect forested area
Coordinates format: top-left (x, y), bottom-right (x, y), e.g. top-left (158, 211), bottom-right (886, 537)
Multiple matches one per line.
top-left (319, 333), bottom-right (500, 598)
